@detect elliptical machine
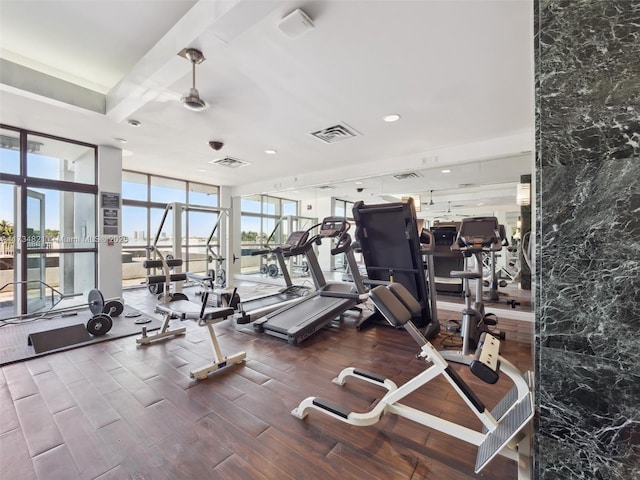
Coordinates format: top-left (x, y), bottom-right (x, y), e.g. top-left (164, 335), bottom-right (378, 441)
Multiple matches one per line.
top-left (441, 216), bottom-right (505, 366)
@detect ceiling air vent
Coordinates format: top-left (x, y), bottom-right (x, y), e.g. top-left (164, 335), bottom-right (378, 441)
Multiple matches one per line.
top-left (310, 123), bottom-right (359, 143)
top-left (393, 172), bottom-right (422, 181)
top-left (209, 157), bottom-right (251, 168)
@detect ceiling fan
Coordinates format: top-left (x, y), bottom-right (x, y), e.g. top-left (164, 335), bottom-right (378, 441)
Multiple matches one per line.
top-left (180, 48), bottom-right (207, 111)
top-left (431, 201), bottom-right (470, 220)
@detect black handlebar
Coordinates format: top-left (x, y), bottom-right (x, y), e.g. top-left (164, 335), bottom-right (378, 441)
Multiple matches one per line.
top-left (331, 232), bottom-right (352, 255)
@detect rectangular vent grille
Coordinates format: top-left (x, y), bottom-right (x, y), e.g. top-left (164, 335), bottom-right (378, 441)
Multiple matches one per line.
top-left (209, 157), bottom-right (251, 168)
top-left (393, 172), bottom-right (422, 181)
top-left (317, 185), bottom-right (336, 190)
top-left (310, 123), bottom-right (359, 143)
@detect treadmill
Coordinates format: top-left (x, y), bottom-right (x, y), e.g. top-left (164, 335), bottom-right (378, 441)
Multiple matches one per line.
top-left (351, 198), bottom-right (440, 339)
top-left (235, 230), bottom-right (313, 324)
top-left (253, 217), bottom-right (368, 344)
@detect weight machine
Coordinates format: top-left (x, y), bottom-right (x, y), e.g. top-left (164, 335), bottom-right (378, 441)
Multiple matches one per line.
top-left (351, 198), bottom-right (440, 339)
top-left (292, 282), bottom-right (533, 479)
top-left (145, 203), bottom-right (232, 303)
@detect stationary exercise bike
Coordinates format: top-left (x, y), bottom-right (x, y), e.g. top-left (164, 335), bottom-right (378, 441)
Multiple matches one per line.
top-left (441, 216), bottom-right (505, 366)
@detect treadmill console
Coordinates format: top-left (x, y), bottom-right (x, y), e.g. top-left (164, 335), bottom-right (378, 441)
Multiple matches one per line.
top-left (319, 217), bottom-right (350, 238)
top-left (455, 217), bottom-right (501, 250)
top-left (284, 230), bottom-right (310, 249)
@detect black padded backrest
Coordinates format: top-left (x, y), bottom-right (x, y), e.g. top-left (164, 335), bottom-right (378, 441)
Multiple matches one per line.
top-left (388, 283), bottom-right (422, 318)
top-left (369, 285), bottom-right (411, 328)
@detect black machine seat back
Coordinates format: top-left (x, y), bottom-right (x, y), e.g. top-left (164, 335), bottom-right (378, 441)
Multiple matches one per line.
top-left (369, 285), bottom-right (411, 328)
top-left (388, 283), bottom-right (422, 318)
top-left (454, 216), bottom-right (502, 252)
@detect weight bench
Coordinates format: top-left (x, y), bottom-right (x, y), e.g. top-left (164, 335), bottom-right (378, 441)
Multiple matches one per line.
top-left (292, 283), bottom-right (534, 478)
top-left (136, 293), bottom-right (246, 379)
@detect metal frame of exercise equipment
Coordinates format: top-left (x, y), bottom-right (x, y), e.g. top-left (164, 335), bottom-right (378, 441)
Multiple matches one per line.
top-left (137, 257), bottom-right (245, 379)
top-left (292, 283), bottom-right (534, 479)
top-left (145, 202), bottom-right (232, 302)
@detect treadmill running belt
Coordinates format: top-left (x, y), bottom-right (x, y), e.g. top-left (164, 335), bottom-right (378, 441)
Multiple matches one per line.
top-left (262, 294), bottom-right (356, 344)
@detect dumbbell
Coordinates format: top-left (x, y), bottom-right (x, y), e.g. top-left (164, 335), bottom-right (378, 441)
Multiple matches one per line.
top-left (86, 289), bottom-right (124, 336)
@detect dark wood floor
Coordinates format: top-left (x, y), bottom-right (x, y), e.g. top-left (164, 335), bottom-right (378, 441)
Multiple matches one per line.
top-left (0, 286), bottom-right (533, 480)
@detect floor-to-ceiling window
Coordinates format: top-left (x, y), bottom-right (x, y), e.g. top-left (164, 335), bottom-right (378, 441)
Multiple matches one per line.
top-left (239, 194), bottom-right (304, 274)
top-left (0, 125), bottom-right (97, 317)
top-left (120, 170), bottom-right (220, 288)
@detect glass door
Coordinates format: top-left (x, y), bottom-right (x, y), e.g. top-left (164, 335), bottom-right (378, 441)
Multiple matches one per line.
top-left (0, 183), bottom-right (17, 317)
top-left (26, 189), bottom-right (46, 312)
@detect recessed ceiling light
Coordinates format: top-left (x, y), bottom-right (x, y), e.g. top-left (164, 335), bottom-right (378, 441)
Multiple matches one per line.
top-left (114, 138), bottom-right (127, 144)
top-left (264, 149), bottom-right (277, 155)
top-left (441, 169), bottom-right (451, 174)
top-left (127, 119), bottom-right (141, 127)
top-left (355, 181), bottom-right (363, 185)
top-left (477, 202), bottom-right (485, 206)
top-left (383, 114), bottom-right (401, 122)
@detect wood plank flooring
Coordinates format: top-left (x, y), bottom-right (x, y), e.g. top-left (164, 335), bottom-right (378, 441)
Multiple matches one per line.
top-left (0, 286), bottom-right (533, 480)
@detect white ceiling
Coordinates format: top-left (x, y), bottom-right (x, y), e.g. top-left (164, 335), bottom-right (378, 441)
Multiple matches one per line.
top-left (0, 0), bottom-right (534, 213)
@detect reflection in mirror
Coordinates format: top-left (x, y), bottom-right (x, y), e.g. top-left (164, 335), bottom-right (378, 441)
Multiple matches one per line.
top-left (267, 153), bottom-right (533, 320)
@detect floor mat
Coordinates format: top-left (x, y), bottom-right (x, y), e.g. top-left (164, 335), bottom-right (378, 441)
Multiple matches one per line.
top-left (0, 306), bottom-right (161, 366)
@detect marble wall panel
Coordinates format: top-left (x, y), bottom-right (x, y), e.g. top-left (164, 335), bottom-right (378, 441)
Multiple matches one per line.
top-left (536, 1), bottom-right (640, 479)
top-left (536, 348), bottom-right (640, 479)
top-left (538, 0), bottom-right (640, 167)
top-left (538, 158), bottom-right (640, 361)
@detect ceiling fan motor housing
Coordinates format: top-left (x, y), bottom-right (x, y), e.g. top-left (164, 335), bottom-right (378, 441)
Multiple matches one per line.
top-left (181, 88), bottom-right (206, 111)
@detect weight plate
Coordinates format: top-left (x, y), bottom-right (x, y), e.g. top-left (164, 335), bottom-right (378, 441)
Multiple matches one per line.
top-left (87, 313), bottom-right (113, 336)
top-left (103, 300), bottom-right (124, 317)
top-left (88, 289), bottom-right (105, 315)
top-left (268, 264), bottom-right (279, 277)
top-left (216, 270), bottom-right (226, 287)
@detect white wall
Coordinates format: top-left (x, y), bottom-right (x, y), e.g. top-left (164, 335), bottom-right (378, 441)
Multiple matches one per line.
top-left (97, 145), bottom-right (122, 300)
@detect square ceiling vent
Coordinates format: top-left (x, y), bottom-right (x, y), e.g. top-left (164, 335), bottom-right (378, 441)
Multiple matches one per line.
top-left (393, 172), bottom-right (422, 181)
top-left (310, 123), bottom-right (360, 143)
top-left (209, 157), bottom-right (251, 168)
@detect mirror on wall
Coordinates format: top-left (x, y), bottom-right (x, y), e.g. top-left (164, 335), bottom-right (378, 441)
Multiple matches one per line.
top-left (268, 152), bottom-right (533, 314)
